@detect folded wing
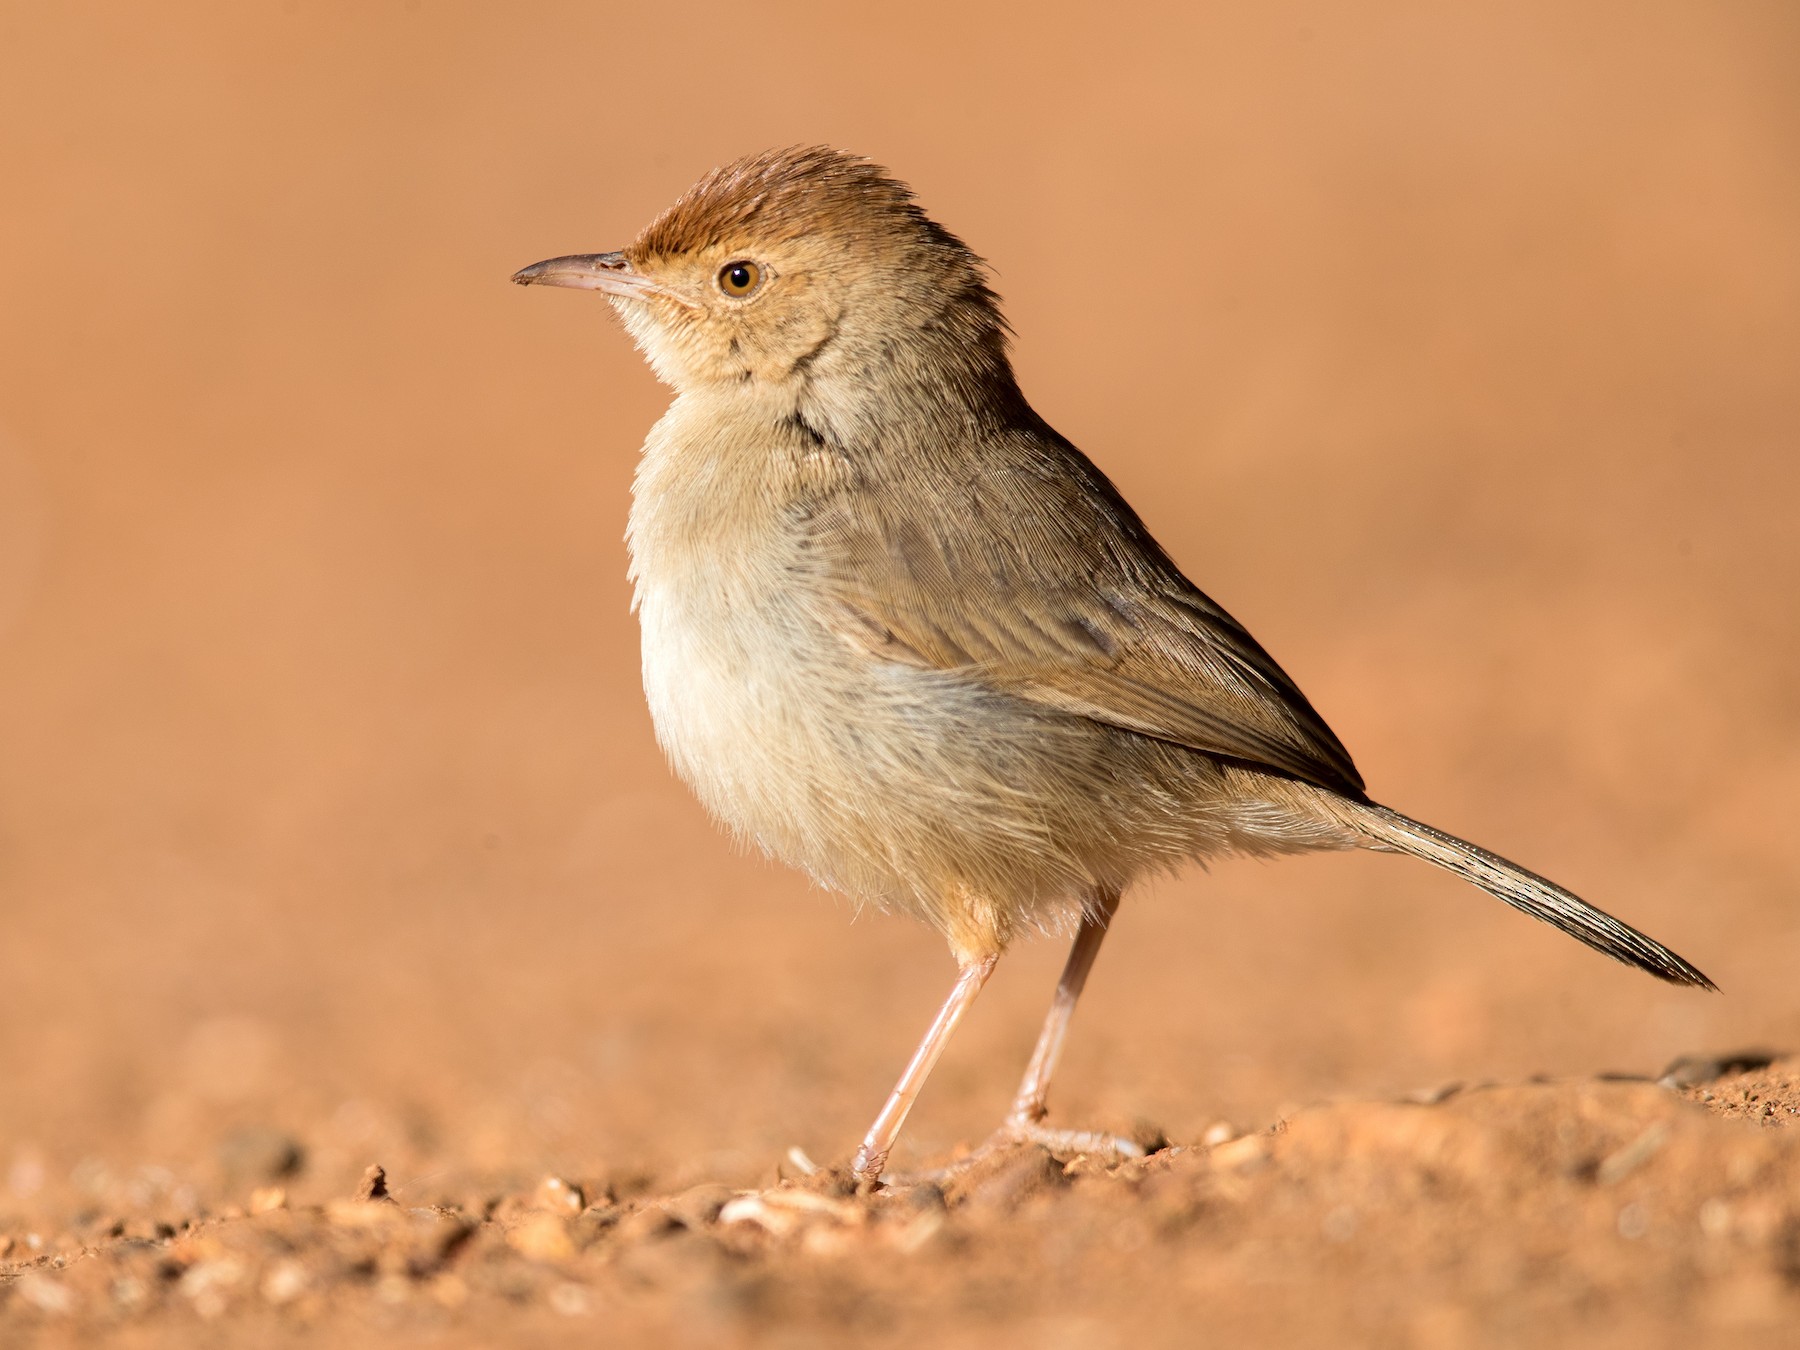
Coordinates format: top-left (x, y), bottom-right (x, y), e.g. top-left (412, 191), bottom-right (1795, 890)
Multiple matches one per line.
top-left (811, 422), bottom-right (1366, 799)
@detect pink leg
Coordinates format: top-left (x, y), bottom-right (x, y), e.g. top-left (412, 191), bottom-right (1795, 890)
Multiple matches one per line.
top-left (911, 890), bottom-right (1140, 1183)
top-left (851, 954), bottom-right (999, 1183)
top-left (1008, 887), bottom-right (1121, 1126)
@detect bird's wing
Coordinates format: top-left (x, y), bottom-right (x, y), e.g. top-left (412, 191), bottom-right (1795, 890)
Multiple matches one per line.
top-left (811, 426), bottom-right (1365, 798)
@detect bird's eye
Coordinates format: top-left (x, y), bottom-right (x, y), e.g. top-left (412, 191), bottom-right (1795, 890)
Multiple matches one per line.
top-left (718, 261), bottom-right (762, 298)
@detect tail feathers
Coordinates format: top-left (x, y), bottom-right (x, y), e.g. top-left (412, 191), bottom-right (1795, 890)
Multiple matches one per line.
top-left (1349, 802), bottom-right (1715, 990)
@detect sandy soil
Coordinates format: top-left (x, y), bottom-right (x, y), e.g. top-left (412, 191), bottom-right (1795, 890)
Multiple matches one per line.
top-left (1, 2), bottom-right (1797, 1345)
top-left (4, 1062), bottom-right (1800, 1347)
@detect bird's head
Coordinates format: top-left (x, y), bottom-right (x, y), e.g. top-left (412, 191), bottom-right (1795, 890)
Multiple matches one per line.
top-left (514, 148), bottom-right (1013, 421)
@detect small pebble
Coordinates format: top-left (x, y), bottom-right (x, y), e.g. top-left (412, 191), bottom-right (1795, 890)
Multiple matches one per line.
top-left (533, 1176), bottom-right (585, 1216)
top-left (355, 1164), bottom-right (394, 1203)
top-left (261, 1260), bottom-right (308, 1305)
top-left (1210, 1134), bottom-right (1271, 1171)
top-left (786, 1146), bottom-right (821, 1176)
top-left (549, 1281), bottom-right (592, 1316)
top-left (248, 1186), bottom-right (288, 1215)
top-left (16, 1272), bottom-right (75, 1315)
top-left (507, 1212), bottom-right (575, 1263)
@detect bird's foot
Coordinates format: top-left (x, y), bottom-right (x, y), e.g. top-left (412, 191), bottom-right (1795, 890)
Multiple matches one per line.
top-left (995, 1116), bottom-right (1147, 1162)
top-left (874, 1114), bottom-right (1145, 1188)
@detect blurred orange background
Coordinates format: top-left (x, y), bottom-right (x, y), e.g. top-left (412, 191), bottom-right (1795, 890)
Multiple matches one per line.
top-left (0, 0), bottom-right (1796, 1208)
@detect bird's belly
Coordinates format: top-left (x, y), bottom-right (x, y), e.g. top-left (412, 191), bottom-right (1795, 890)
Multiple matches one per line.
top-left (636, 573), bottom-right (857, 853)
top-left (635, 569), bottom-right (1121, 917)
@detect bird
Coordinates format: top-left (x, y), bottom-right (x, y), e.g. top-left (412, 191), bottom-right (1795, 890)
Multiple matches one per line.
top-left (513, 147), bottom-right (1712, 1185)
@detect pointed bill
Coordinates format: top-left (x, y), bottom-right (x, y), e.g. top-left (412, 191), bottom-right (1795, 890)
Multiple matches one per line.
top-left (511, 251), bottom-right (680, 304)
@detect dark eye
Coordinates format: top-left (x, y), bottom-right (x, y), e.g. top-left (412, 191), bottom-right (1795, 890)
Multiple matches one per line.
top-left (718, 261), bottom-right (762, 297)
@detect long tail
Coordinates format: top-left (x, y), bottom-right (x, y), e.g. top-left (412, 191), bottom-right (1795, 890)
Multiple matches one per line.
top-left (1345, 801), bottom-right (1715, 990)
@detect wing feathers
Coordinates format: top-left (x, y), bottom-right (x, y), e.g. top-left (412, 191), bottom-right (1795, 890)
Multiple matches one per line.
top-left (811, 424), bottom-right (1366, 798)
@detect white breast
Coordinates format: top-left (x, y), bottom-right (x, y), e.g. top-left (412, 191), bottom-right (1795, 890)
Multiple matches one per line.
top-left (626, 395), bottom-right (850, 864)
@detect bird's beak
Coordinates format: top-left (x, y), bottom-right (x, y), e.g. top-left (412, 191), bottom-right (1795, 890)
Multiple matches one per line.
top-left (511, 251), bottom-right (675, 304)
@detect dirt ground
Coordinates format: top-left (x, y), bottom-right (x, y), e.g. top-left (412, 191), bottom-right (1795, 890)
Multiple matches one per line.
top-left (1, 2), bottom-right (1797, 1346)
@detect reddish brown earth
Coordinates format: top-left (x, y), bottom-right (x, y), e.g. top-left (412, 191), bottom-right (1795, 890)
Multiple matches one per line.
top-left (1, 3), bottom-right (1797, 1345)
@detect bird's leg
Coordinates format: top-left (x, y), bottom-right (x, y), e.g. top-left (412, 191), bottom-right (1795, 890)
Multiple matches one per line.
top-left (851, 954), bottom-right (998, 1184)
top-left (894, 889), bottom-right (1141, 1184)
top-left (993, 886), bottom-right (1143, 1159)
top-left (1007, 886), bottom-right (1120, 1126)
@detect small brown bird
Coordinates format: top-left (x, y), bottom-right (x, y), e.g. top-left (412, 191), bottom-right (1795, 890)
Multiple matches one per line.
top-left (514, 148), bottom-right (1711, 1184)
